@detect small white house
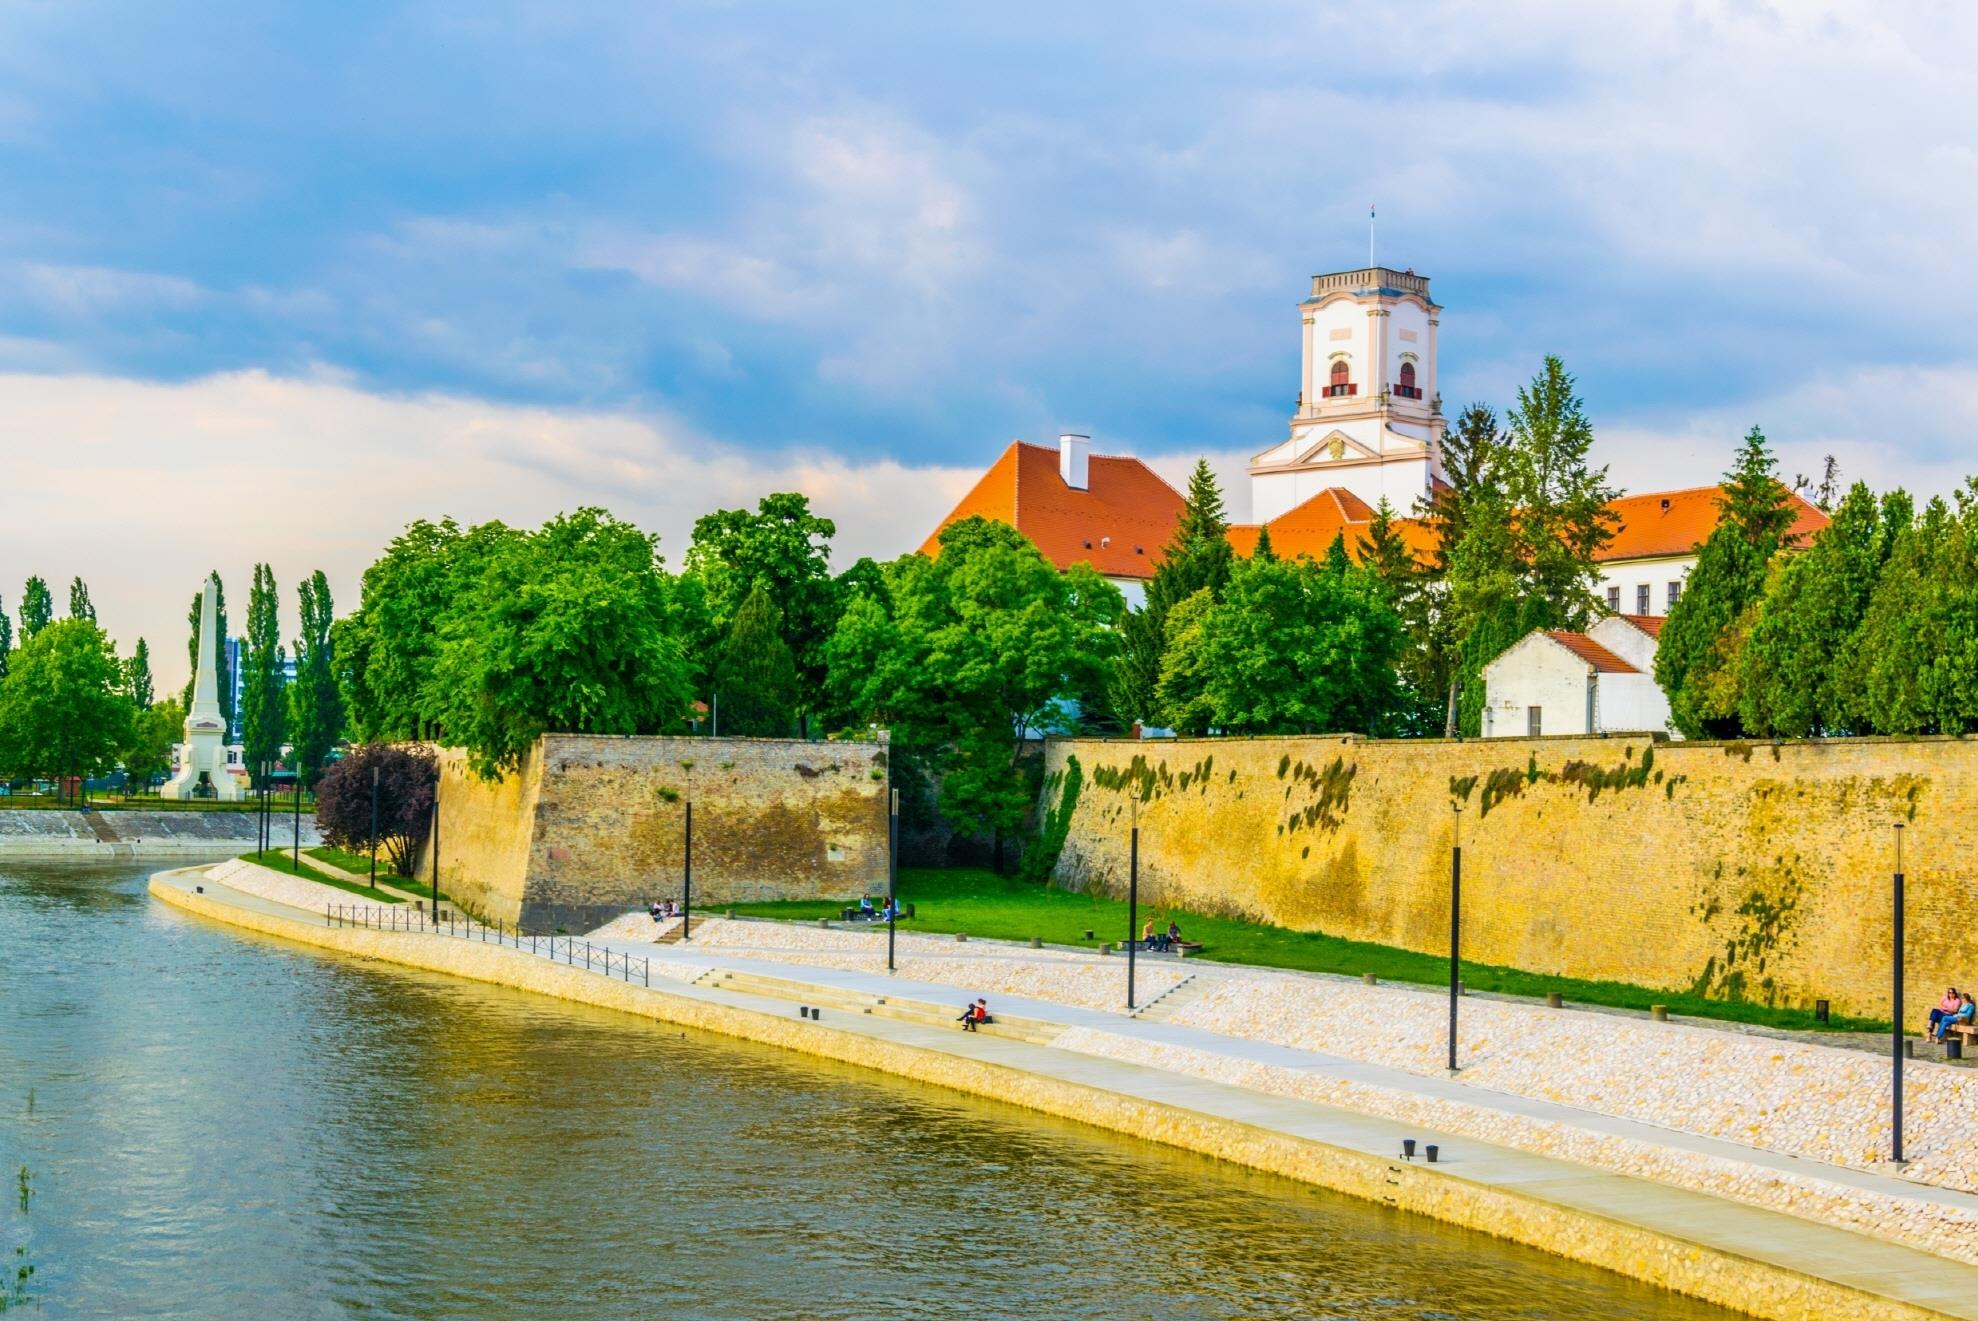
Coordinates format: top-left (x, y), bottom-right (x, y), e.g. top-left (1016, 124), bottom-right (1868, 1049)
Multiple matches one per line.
top-left (1481, 615), bottom-right (1673, 738)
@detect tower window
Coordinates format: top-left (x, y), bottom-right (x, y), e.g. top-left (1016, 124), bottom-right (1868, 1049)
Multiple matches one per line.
top-left (1395, 361), bottom-right (1421, 399)
top-left (1327, 359), bottom-right (1356, 398)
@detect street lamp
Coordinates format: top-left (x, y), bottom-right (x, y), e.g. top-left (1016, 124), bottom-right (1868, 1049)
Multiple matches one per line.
top-left (887, 787), bottom-right (899, 973)
top-left (1449, 801), bottom-right (1463, 1073)
top-left (1126, 795), bottom-right (1140, 1011)
top-left (368, 763), bottom-right (381, 892)
top-left (1893, 822), bottom-right (1907, 1164)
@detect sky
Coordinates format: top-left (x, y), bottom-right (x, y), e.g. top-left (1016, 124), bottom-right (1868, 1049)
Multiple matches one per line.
top-left (1, 1), bottom-right (1974, 689)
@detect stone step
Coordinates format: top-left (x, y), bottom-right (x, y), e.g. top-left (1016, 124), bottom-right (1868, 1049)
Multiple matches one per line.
top-left (708, 969), bottom-right (1064, 1046)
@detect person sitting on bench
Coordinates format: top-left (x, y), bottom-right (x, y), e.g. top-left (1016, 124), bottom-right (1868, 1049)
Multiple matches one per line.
top-left (1164, 920), bottom-right (1182, 951)
top-left (1929, 987), bottom-right (1961, 1040)
top-left (1938, 993), bottom-right (1976, 1043)
top-left (859, 894), bottom-right (876, 917)
top-left (649, 901), bottom-right (664, 922)
top-left (958, 998), bottom-right (992, 1031)
top-left (880, 898), bottom-right (900, 921)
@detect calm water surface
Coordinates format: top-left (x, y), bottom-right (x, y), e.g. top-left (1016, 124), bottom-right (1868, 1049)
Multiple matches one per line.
top-left (0, 860), bottom-right (1737, 1319)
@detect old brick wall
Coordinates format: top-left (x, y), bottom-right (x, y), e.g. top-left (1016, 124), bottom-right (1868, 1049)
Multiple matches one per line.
top-left (429, 734), bottom-right (889, 930)
top-left (1043, 733), bottom-right (1974, 1018)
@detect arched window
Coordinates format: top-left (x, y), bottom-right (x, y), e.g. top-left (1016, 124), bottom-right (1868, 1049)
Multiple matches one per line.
top-left (1397, 361), bottom-right (1419, 399)
top-left (1328, 359), bottom-right (1353, 397)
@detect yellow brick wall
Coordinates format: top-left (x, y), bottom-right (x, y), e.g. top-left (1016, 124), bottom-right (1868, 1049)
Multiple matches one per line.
top-left (1044, 734), bottom-right (1970, 1019)
top-left (423, 734), bottom-right (889, 927)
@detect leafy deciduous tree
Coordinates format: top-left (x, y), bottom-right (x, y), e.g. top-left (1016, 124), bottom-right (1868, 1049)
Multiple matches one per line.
top-left (125, 637), bottom-right (154, 710)
top-left (313, 743), bottom-right (438, 876)
top-left (288, 570), bottom-right (342, 786)
top-left (0, 618), bottom-right (132, 783)
top-left (19, 576), bottom-right (53, 641)
top-left (712, 582), bottom-right (799, 737)
top-left (684, 493), bottom-right (840, 717)
top-left (1111, 459), bottom-right (1233, 725)
top-left (241, 563), bottom-right (286, 784)
top-left (67, 577), bottom-right (94, 623)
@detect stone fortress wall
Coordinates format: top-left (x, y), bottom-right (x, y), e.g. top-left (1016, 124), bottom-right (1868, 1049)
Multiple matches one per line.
top-left (1041, 732), bottom-right (1976, 1019)
top-left (424, 734), bottom-right (889, 930)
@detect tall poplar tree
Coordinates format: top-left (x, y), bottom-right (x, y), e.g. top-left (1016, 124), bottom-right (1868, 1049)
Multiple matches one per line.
top-left (240, 563), bottom-right (286, 785)
top-left (1655, 428), bottom-right (1798, 736)
top-left (126, 638), bottom-right (154, 710)
top-left (1110, 459), bottom-right (1233, 725)
top-left (287, 571), bottom-right (342, 786)
top-left (20, 576), bottom-right (53, 640)
top-left (0, 594), bottom-right (11, 680)
top-left (67, 577), bottom-right (95, 623)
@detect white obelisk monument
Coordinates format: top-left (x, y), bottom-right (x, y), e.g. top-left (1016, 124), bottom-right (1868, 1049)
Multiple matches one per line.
top-left (161, 573), bottom-right (244, 801)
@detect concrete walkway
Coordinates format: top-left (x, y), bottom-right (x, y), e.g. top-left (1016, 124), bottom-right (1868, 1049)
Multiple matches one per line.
top-left (161, 870), bottom-right (1978, 1320)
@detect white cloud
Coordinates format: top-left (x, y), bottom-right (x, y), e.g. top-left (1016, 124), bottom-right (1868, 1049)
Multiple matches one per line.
top-left (17, 262), bottom-right (206, 317)
top-left (0, 369), bottom-right (977, 693)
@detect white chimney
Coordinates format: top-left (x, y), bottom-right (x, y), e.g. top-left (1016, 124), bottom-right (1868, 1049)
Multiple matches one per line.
top-left (1059, 432), bottom-right (1091, 491)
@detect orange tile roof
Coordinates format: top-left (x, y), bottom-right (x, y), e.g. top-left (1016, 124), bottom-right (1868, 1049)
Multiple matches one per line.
top-left (1617, 613), bottom-right (1664, 639)
top-left (918, 441), bottom-right (1185, 578)
top-left (1544, 631), bottom-right (1640, 673)
top-left (1598, 484), bottom-right (1827, 562)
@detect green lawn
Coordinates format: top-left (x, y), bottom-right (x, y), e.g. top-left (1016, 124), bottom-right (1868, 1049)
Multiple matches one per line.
top-left (724, 868), bottom-right (1884, 1034)
top-left (242, 849), bottom-right (403, 902)
top-left (304, 846), bottom-right (443, 901)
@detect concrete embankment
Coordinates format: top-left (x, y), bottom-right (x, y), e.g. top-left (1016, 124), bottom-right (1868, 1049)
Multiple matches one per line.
top-left (0, 809), bottom-right (318, 858)
top-left (150, 864), bottom-right (1978, 1321)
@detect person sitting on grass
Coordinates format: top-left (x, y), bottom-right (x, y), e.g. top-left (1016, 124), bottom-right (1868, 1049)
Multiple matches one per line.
top-left (1929, 987), bottom-right (1961, 1040)
top-left (1939, 994), bottom-right (1976, 1043)
top-left (957, 998), bottom-right (992, 1032)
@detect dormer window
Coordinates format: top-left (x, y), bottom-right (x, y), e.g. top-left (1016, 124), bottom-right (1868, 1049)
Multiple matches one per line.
top-left (1395, 361), bottom-right (1422, 400)
top-left (1327, 359), bottom-right (1356, 398)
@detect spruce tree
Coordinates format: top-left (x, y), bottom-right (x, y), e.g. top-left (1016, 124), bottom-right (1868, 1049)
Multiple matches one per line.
top-left (20, 576), bottom-right (52, 640)
top-left (126, 638), bottom-right (154, 710)
top-left (68, 577), bottom-right (95, 623)
top-left (1250, 525), bottom-right (1277, 563)
top-left (1655, 427), bottom-right (1797, 736)
top-left (1109, 459), bottom-right (1233, 725)
top-left (240, 563), bottom-right (286, 785)
top-left (1500, 356), bottom-right (1615, 627)
top-left (713, 582), bottom-right (799, 737)
top-left (1359, 497), bottom-right (1443, 732)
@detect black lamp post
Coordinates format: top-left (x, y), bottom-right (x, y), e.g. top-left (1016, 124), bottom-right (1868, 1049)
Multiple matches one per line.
top-left (1449, 802), bottom-right (1463, 1073)
top-left (290, 766), bottom-right (301, 872)
top-left (1126, 796), bottom-right (1139, 1011)
top-left (682, 798), bottom-right (693, 942)
top-left (887, 786), bottom-right (899, 972)
top-left (1893, 822), bottom-right (1906, 1164)
top-left (430, 769), bottom-right (442, 916)
top-left (368, 764), bottom-right (381, 892)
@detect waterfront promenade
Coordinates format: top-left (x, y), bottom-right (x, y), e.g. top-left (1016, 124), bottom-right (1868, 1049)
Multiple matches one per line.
top-left (154, 859), bottom-right (1978, 1321)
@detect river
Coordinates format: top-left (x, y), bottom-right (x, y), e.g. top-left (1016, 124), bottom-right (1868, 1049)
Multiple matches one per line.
top-left (0, 859), bottom-right (1737, 1319)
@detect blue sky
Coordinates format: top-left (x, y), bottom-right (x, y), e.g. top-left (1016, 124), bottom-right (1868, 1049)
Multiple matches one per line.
top-left (1, 2), bottom-right (1974, 678)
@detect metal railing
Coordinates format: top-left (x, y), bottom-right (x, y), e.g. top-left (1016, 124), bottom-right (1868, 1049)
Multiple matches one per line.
top-left (325, 903), bottom-right (652, 987)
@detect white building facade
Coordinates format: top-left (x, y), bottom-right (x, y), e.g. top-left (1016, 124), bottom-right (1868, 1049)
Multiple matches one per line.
top-left (1248, 267), bottom-right (1447, 522)
top-left (1481, 616), bottom-right (1673, 739)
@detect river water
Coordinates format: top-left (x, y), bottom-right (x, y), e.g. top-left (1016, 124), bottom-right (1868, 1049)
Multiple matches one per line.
top-left (0, 860), bottom-right (1736, 1319)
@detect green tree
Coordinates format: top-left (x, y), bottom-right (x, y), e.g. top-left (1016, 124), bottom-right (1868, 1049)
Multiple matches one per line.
top-left (1251, 525), bottom-right (1277, 562)
top-left (1737, 483), bottom-right (1892, 736)
top-left (120, 697), bottom-right (183, 794)
top-left (827, 517), bottom-right (1122, 863)
top-left (683, 493), bottom-right (840, 718)
top-left (19, 577), bottom-right (52, 641)
top-left (67, 577), bottom-right (94, 623)
top-left (1500, 356), bottom-right (1616, 626)
top-left (1656, 427), bottom-right (1799, 736)
top-left (1184, 550), bottom-right (1405, 735)
top-left (1358, 497), bottom-right (1445, 733)
top-left (430, 508), bottom-right (696, 778)
top-left (0, 595), bottom-right (11, 680)
top-left (241, 563), bottom-right (286, 785)
top-left (125, 637), bottom-right (154, 710)
top-left (713, 582), bottom-right (799, 737)
top-left (287, 570), bottom-right (342, 786)
top-left (1111, 459), bottom-right (1233, 725)
top-left (333, 520), bottom-right (515, 741)
top-left (180, 573), bottom-right (230, 730)
top-left (0, 618), bottom-right (133, 783)
top-left (1152, 587), bottom-right (1217, 735)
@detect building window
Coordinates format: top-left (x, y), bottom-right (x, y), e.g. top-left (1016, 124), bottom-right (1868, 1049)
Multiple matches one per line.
top-left (1327, 359), bottom-right (1356, 397)
top-left (1667, 580), bottom-right (1682, 610)
top-left (1635, 584), bottom-right (1651, 614)
top-left (1527, 706), bottom-right (1543, 737)
top-left (1395, 361), bottom-right (1421, 399)
top-left (1606, 585), bottom-right (1621, 611)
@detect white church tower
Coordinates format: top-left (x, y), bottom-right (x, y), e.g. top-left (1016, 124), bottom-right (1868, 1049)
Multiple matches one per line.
top-left (1248, 266), bottom-right (1447, 522)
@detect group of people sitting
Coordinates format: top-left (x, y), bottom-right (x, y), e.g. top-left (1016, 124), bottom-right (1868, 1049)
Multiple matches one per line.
top-left (647, 899), bottom-right (681, 921)
top-left (853, 894), bottom-right (901, 922)
top-left (1929, 987), bottom-right (1976, 1042)
top-left (1138, 919), bottom-right (1183, 952)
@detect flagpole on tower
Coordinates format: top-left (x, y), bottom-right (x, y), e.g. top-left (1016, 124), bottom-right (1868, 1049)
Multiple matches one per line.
top-left (1369, 203), bottom-right (1376, 269)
